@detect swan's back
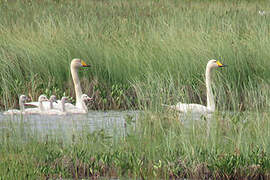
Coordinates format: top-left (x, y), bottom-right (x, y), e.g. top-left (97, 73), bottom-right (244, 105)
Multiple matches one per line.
top-left (56, 100), bottom-right (76, 110)
top-left (175, 103), bottom-right (211, 114)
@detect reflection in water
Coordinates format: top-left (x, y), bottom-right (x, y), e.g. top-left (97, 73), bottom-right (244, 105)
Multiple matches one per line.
top-left (0, 111), bottom-right (140, 141)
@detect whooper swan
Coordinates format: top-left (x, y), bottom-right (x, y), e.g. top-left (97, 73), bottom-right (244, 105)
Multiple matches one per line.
top-left (3, 95), bottom-right (28, 115)
top-left (24, 58), bottom-right (90, 110)
top-left (44, 97), bottom-right (69, 115)
top-left (70, 58), bottom-right (90, 109)
top-left (25, 95), bottom-right (58, 110)
top-left (24, 95), bottom-right (49, 114)
top-left (66, 94), bottom-right (92, 114)
top-left (164, 60), bottom-right (227, 114)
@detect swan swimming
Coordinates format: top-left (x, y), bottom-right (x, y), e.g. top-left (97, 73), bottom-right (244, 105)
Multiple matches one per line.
top-left (24, 95), bottom-right (49, 114)
top-left (25, 95), bottom-right (58, 110)
top-left (70, 58), bottom-right (90, 109)
top-left (44, 94), bottom-right (92, 115)
top-left (44, 97), bottom-right (69, 115)
top-left (45, 59), bottom-right (91, 110)
top-left (3, 95), bottom-right (28, 115)
top-left (66, 94), bottom-right (92, 114)
top-left (49, 95), bottom-right (58, 109)
top-left (23, 58), bottom-right (90, 112)
top-left (164, 60), bottom-right (227, 114)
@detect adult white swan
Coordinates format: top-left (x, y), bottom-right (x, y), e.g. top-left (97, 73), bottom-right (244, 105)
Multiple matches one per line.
top-left (70, 58), bottom-right (90, 109)
top-left (164, 60), bottom-right (227, 114)
top-left (24, 58), bottom-right (90, 111)
top-left (3, 95), bottom-right (28, 115)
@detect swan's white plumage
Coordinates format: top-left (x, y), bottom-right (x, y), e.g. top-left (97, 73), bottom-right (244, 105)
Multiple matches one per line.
top-left (4, 59), bottom-right (91, 116)
top-left (45, 95), bottom-right (92, 115)
top-left (24, 95), bottom-right (48, 114)
top-left (172, 103), bottom-right (211, 114)
top-left (70, 58), bottom-right (90, 109)
top-left (25, 95), bottom-right (58, 110)
top-left (56, 100), bottom-right (76, 109)
top-left (44, 97), bottom-right (68, 115)
top-left (164, 60), bottom-right (226, 114)
top-left (66, 94), bottom-right (92, 114)
top-left (3, 95), bottom-right (28, 115)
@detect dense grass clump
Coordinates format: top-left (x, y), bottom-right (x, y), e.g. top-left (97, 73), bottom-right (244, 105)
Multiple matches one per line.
top-left (0, 111), bottom-right (270, 179)
top-left (0, 0), bottom-right (269, 110)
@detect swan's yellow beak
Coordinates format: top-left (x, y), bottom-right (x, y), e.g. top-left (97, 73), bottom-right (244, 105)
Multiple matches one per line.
top-left (216, 61), bottom-right (227, 67)
top-left (81, 60), bottom-right (90, 67)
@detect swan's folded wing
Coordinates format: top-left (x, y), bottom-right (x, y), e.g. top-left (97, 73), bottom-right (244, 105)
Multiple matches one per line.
top-left (65, 103), bottom-right (76, 109)
top-left (175, 103), bottom-right (209, 113)
top-left (56, 100), bottom-right (76, 110)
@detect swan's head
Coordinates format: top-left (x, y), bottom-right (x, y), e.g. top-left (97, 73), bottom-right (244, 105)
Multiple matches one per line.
top-left (19, 95), bottom-right (28, 103)
top-left (49, 95), bottom-right (57, 103)
top-left (81, 94), bottom-right (93, 103)
top-left (207, 59), bottom-right (227, 69)
top-left (38, 95), bottom-right (49, 102)
top-left (71, 58), bottom-right (90, 68)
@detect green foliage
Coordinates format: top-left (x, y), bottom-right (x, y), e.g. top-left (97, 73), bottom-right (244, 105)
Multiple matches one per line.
top-left (0, 0), bottom-right (269, 110)
top-left (0, 111), bottom-right (270, 178)
top-left (0, 1), bottom-right (269, 177)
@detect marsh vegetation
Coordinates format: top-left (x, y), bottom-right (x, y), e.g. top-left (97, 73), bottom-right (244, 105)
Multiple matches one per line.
top-left (1, 111), bottom-right (270, 179)
top-left (0, 0), bottom-right (269, 110)
top-left (0, 0), bottom-right (270, 179)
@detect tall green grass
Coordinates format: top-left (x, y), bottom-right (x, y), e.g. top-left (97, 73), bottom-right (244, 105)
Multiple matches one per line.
top-left (0, 0), bottom-right (269, 110)
top-left (1, 1), bottom-right (269, 178)
top-left (0, 111), bottom-right (270, 179)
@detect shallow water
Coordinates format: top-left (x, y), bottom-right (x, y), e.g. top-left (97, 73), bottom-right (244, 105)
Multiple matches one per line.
top-left (0, 111), bottom-right (140, 141)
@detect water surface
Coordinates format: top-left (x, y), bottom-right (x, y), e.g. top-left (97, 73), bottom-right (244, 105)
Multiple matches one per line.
top-left (0, 111), bottom-right (140, 141)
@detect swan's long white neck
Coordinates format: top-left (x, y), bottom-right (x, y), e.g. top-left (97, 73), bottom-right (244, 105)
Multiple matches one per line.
top-left (205, 65), bottom-right (215, 112)
top-left (71, 65), bottom-right (83, 109)
top-left (50, 101), bottom-right (53, 109)
top-left (81, 101), bottom-right (88, 112)
top-left (39, 101), bottom-right (45, 111)
top-left (61, 99), bottom-right (66, 112)
top-left (19, 100), bottom-right (25, 111)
